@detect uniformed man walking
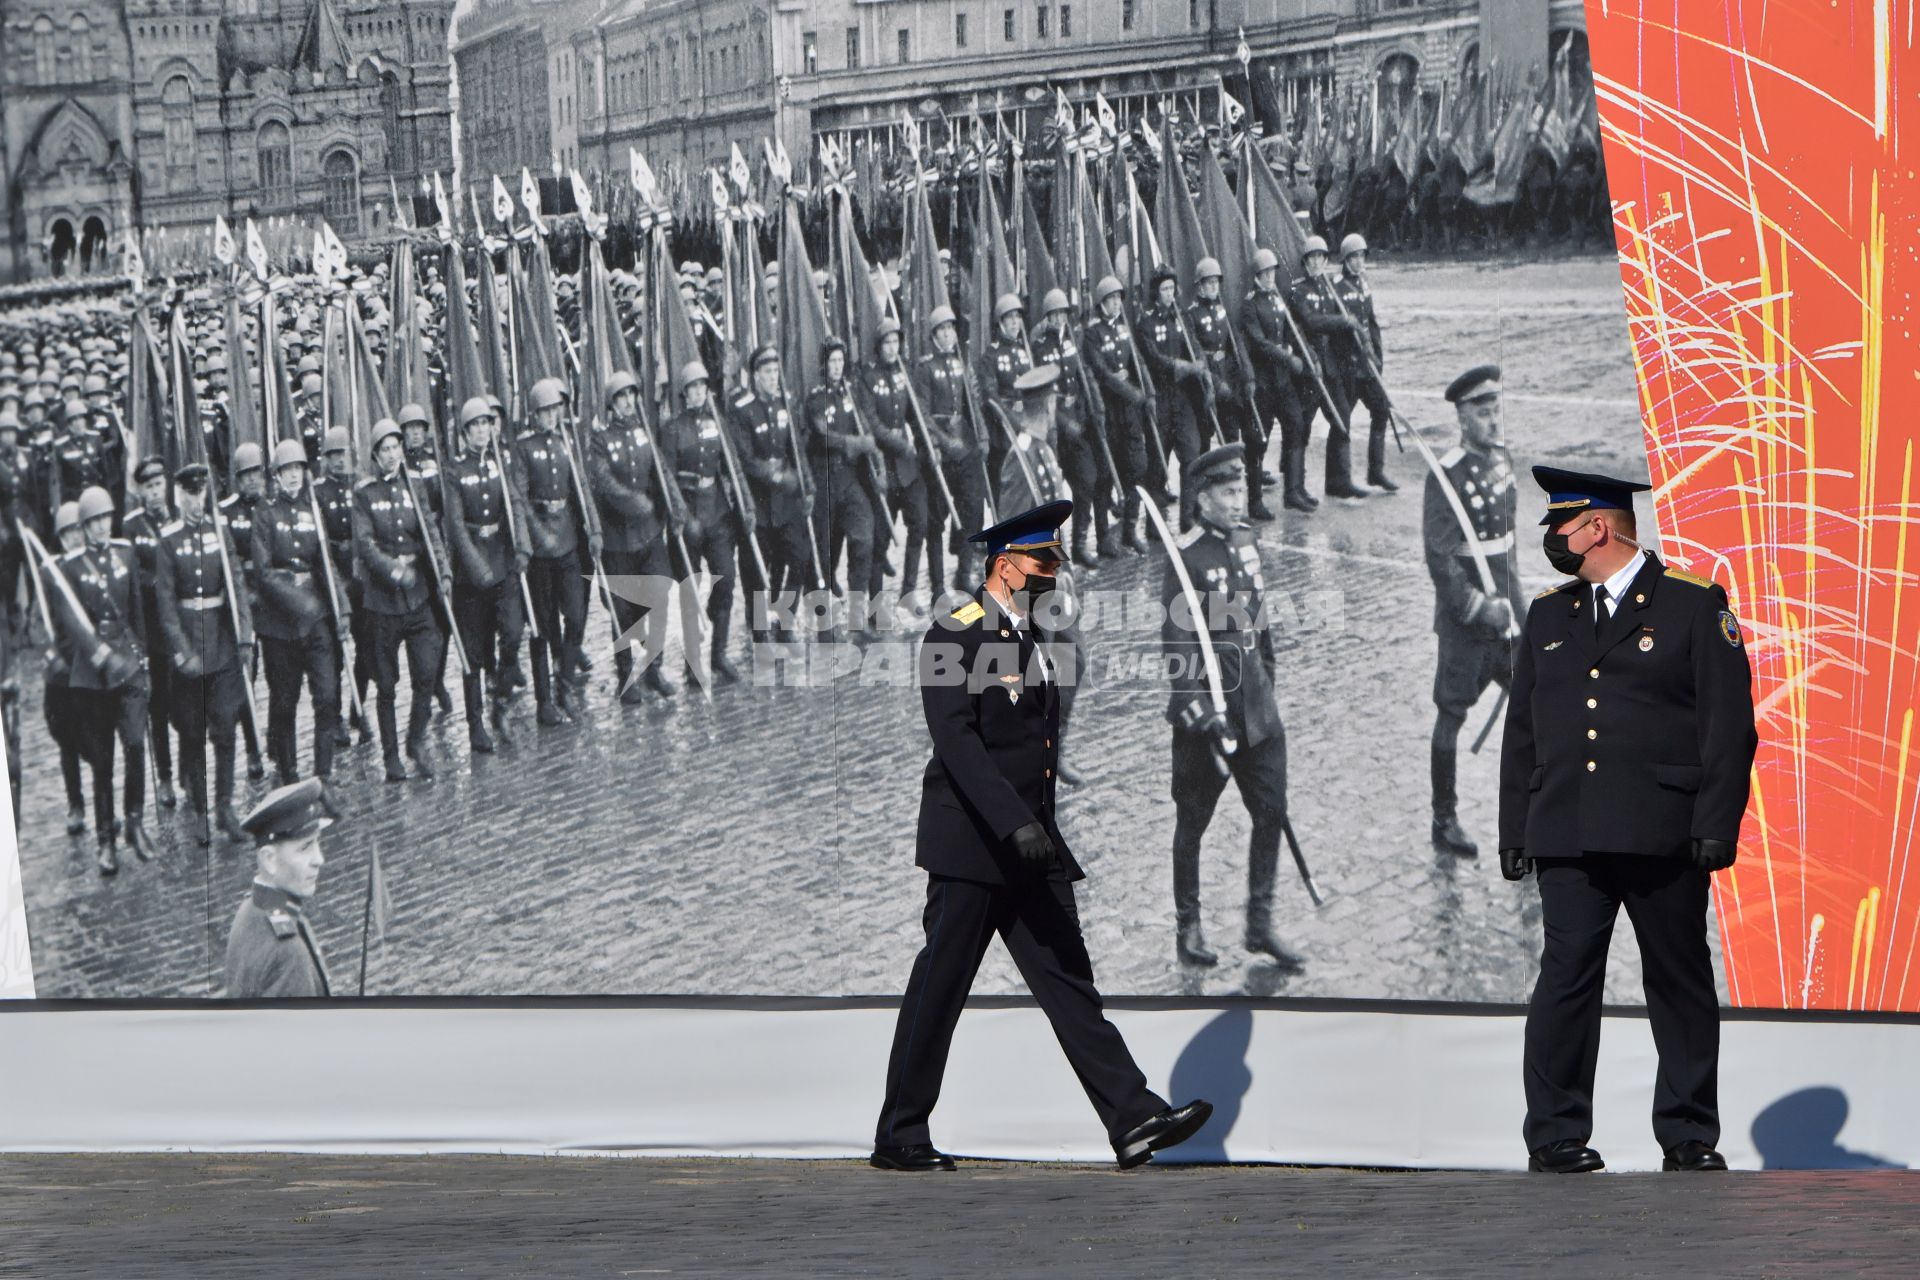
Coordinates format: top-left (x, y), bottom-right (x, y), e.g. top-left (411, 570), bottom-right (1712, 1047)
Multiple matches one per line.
top-left (1240, 249), bottom-right (1317, 513)
top-left (516, 380), bottom-right (596, 722)
top-left (1031, 290), bottom-right (1111, 565)
top-left (1082, 275), bottom-right (1154, 554)
top-left (1160, 447), bottom-right (1303, 971)
top-left (251, 439), bottom-right (343, 786)
top-left (805, 339), bottom-right (887, 639)
top-left (728, 346), bottom-right (815, 637)
top-left (588, 373), bottom-right (677, 704)
top-left (223, 777), bottom-right (334, 999)
top-left (664, 362), bottom-right (743, 684)
top-left (872, 500), bottom-right (1212, 1172)
top-left (1499, 467), bottom-right (1757, 1174)
top-left (123, 456), bottom-right (177, 810)
top-left (1139, 266), bottom-right (1210, 530)
top-left (444, 397), bottom-right (530, 749)
top-left (913, 307), bottom-right (988, 590)
top-left (1426, 366), bottom-right (1524, 858)
top-left (859, 322), bottom-right (936, 602)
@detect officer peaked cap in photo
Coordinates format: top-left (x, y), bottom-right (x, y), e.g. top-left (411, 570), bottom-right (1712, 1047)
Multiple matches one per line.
top-left (1532, 465), bottom-right (1652, 526)
top-left (242, 778), bottom-right (335, 847)
top-left (1190, 444), bottom-right (1246, 490)
top-left (968, 499), bottom-right (1072, 562)
top-left (1013, 364), bottom-right (1060, 397)
top-left (1445, 364), bottom-right (1501, 404)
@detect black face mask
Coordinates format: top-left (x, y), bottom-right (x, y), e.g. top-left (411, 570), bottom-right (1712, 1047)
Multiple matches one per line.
top-left (1542, 529), bottom-right (1586, 576)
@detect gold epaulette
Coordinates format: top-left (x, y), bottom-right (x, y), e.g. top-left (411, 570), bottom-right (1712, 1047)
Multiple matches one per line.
top-left (1535, 581), bottom-right (1577, 599)
top-left (1663, 565), bottom-right (1719, 590)
top-left (951, 600), bottom-right (985, 625)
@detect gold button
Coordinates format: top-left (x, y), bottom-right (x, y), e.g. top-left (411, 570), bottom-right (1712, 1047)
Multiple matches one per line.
top-left (1587, 729), bottom-right (1597, 739)
top-left (1588, 669), bottom-right (1599, 679)
top-left (1044, 768), bottom-right (1052, 778)
top-left (1587, 761), bottom-right (1597, 772)
top-left (1045, 739), bottom-right (1052, 747)
top-left (1635, 593), bottom-right (1646, 603)
top-left (1586, 697), bottom-right (1597, 708)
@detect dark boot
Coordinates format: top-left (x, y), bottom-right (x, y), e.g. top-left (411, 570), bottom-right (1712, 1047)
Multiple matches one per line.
top-left (1097, 521), bottom-right (1122, 560)
top-left (1246, 840), bottom-right (1306, 971)
top-left (96, 832), bottom-right (118, 876)
top-left (124, 810), bottom-right (158, 863)
top-left (1173, 837), bottom-right (1217, 966)
top-left (379, 700), bottom-right (407, 782)
top-left (1282, 444), bottom-right (1317, 512)
top-left (1073, 520), bottom-right (1099, 569)
top-left (1122, 497), bottom-right (1149, 554)
top-left (643, 663), bottom-right (676, 699)
top-left (406, 695), bottom-right (435, 779)
top-left (464, 675), bottom-right (494, 754)
top-left (434, 680), bottom-right (454, 715)
top-left (66, 801), bottom-right (86, 836)
top-left (533, 644), bottom-right (562, 724)
top-left (218, 803), bottom-right (245, 843)
top-left (1366, 427), bottom-right (1399, 492)
top-left (155, 778), bottom-right (176, 809)
top-left (710, 644), bottom-right (741, 686)
top-left (1431, 744), bottom-right (1478, 857)
top-left (246, 749), bottom-right (266, 781)
top-left (1324, 425), bottom-right (1369, 499)
top-left (184, 803), bottom-right (211, 847)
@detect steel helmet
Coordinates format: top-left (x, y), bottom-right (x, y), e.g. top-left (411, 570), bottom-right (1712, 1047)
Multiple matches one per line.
top-left (323, 426), bottom-right (351, 454)
top-left (272, 439), bottom-right (308, 470)
top-left (1301, 235), bottom-right (1330, 258)
top-left (296, 355), bottom-right (321, 376)
top-left (1339, 232), bottom-right (1368, 259)
top-left (604, 370), bottom-right (639, 402)
top-left (232, 441), bottom-right (265, 474)
top-left (926, 305), bottom-right (957, 332)
top-left (1094, 275), bottom-right (1125, 303)
top-left (993, 292), bottom-right (1023, 320)
top-left (1251, 248), bottom-right (1281, 273)
top-left (62, 398), bottom-right (88, 421)
top-left (1041, 288), bottom-right (1070, 314)
top-left (398, 402), bottom-right (432, 428)
top-left (529, 378), bottom-right (568, 411)
top-left (54, 501), bottom-right (81, 535)
top-left (77, 485), bottom-right (114, 525)
top-left (456, 397), bottom-right (495, 428)
top-left (1194, 257), bottom-right (1223, 282)
top-left (370, 417), bottom-right (403, 450)
top-left (679, 361), bottom-right (709, 391)
top-left (83, 373), bottom-right (107, 395)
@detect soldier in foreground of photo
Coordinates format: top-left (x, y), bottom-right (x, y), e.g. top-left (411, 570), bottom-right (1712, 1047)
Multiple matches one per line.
top-left (223, 777), bottom-right (335, 999)
top-left (1158, 446), bottom-right (1303, 973)
top-left (1499, 467), bottom-right (1758, 1175)
top-left (872, 501), bottom-right (1211, 1173)
top-left (1425, 365), bottom-right (1523, 859)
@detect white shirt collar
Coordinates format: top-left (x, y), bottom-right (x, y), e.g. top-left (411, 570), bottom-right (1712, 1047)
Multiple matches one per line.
top-left (1597, 550), bottom-right (1649, 609)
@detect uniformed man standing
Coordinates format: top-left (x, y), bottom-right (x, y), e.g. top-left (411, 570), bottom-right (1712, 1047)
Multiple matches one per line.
top-left (1287, 237), bottom-right (1365, 500)
top-left (977, 294), bottom-right (1034, 487)
top-left (1082, 275), bottom-right (1153, 554)
top-left (728, 347), bottom-right (815, 637)
top-left (123, 457), bottom-right (176, 810)
top-left (1327, 235), bottom-right (1397, 494)
top-left (1160, 446), bottom-right (1304, 971)
top-left (913, 307), bottom-right (987, 591)
top-left (871, 500), bottom-right (1213, 1173)
top-left (153, 464), bottom-right (252, 845)
top-left (1499, 467), bottom-right (1757, 1174)
top-left (1030, 291), bottom-right (1110, 565)
top-left (806, 339), bottom-right (887, 638)
top-left (314, 426), bottom-right (367, 745)
top-left (223, 777), bottom-right (334, 999)
top-left (516, 380), bottom-right (597, 722)
top-left (1241, 249), bottom-right (1317, 513)
top-left (220, 440), bottom-right (269, 780)
top-left (1139, 266), bottom-right (1210, 530)
top-left (1185, 258), bottom-right (1258, 517)
top-left (1426, 366), bottom-right (1524, 858)
top-left (251, 439), bottom-right (343, 787)
top-left (587, 373), bottom-right (676, 705)
top-left (860, 321), bottom-right (938, 602)
top-left (41, 500), bottom-right (90, 835)
top-left (664, 361), bottom-right (743, 684)
top-left (444, 397), bottom-right (530, 750)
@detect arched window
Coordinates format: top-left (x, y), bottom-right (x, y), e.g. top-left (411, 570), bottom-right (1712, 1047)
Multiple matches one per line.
top-left (323, 150), bottom-right (359, 233)
top-left (1376, 52), bottom-right (1419, 124)
top-left (257, 121), bottom-right (292, 204)
top-left (80, 216), bottom-right (108, 273)
top-left (69, 14), bottom-right (92, 80)
top-left (33, 15), bottom-right (58, 82)
top-left (162, 76), bottom-right (195, 188)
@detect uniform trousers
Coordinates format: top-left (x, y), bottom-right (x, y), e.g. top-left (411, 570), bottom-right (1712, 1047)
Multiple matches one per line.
top-left (1523, 855), bottom-right (1720, 1152)
top-left (262, 627), bottom-right (338, 781)
top-left (77, 681), bottom-right (147, 831)
top-left (888, 473), bottom-right (939, 600)
top-left (1330, 364), bottom-right (1394, 484)
top-left (875, 872), bottom-right (1167, 1148)
top-left (170, 664), bottom-right (243, 813)
top-left (1056, 414), bottom-right (1106, 545)
top-left (142, 636), bottom-right (173, 786)
top-left (367, 604), bottom-right (443, 750)
top-left (452, 579), bottom-right (525, 684)
top-left (1157, 385), bottom-right (1205, 529)
top-left (602, 540), bottom-right (670, 683)
top-left (678, 498), bottom-right (739, 655)
top-left (1431, 622), bottom-right (1514, 818)
top-left (44, 682), bottom-right (86, 811)
top-left (1170, 724), bottom-right (1289, 918)
top-left (742, 518), bottom-right (814, 640)
top-left (939, 448), bottom-right (989, 573)
top-left (525, 550), bottom-right (586, 704)
top-left (820, 475), bottom-right (887, 605)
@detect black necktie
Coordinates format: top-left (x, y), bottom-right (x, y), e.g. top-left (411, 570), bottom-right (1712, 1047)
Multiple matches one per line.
top-left (1594, 585), bottom-right (1610, 635)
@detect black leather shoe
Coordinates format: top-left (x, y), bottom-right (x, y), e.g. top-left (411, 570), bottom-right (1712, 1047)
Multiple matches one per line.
top-left (710, 652), bottom-right (741, 685)
top-left (155, 780), bottom-right (176, 810)
top-left (1114, 1100), bottom-right (1214, 1170)
top-left (469, 724), bottom-right (495, 754)
top-left (1529, 1139), bottom-right (1605, 1173)
top-left (1663, 1140), bottom-right (1727, 1171)
top-left (869, 1143), bottom-right (956, 1171)
top-left (96, 837), bottom-right (118, 876)
top-left (1247, 501), bottom-right (1276, 522)
top-left (124, 813), bottom-right (158, 862)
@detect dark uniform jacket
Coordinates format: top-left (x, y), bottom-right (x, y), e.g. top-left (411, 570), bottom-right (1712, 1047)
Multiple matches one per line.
top-left (1161, 520), bottom-right (1284, 750)
top-left (1084, 312), bottom-right (1149, 411)
top-left (123, 507), bottom-right (170, 639)
top-left (352, 470), bottom-right (439, 616)
top-left (444, 446), bottom-right (531, 588)
top-left (804, 378), bottom-right (883, 496)
top-left (49, 429), bottom-right (106, 506)
top-left (1328, 271), bottom-right (1382, 372)
top-left (916, 589), bottom-right (1078, 885)
top-left (50, 541), bottom-right (144, 690)
top-left (1240, 288), bottom-right (1307, 392)
top-left (1423, 444), bottom-right (1523, 634)
top-left (224, 882), bottom-right (331, 998)
top-left (1184, 296), bottom-right (1247, 404)
top-left (155, 516), bottom-right (251, 675)
top-left (1498, 554), bottom-right (1758, 859)
top-left (514, 429), bottom-right (583, 560)
top-left (1286, 277), bottom-right (1344, 370)
top-left (857, 360), bottom-right (921, 490)
top-left (997, 430), bottom-right (1068, 512)
top-left (250, 493), bottom-right (344, 640)
top-left (663, 405), bottom-right (738, 527)
top-left (590, 413), bottom-right (673, 552)
top-left (1139, 301), bottom-right (1196, 394)
top-left (313, 474), bottom-right (356, 584)
top-left (1031, 326), bottom-right (1098, 435)
top-left (727, 388), bottom-right (808, 529)
top-left (217, 491), bottom-right (263, 562)
top-left (910, 350), bottom-right (982, 459)
top-left (978, 332), bottom-right (1033, 433)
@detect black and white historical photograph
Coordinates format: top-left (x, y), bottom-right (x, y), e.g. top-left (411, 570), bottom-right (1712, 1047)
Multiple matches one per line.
top-left (0, 0), bottom-right (1674, 1001)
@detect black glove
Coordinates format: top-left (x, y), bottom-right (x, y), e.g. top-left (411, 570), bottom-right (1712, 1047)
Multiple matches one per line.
top-left (1009, 821), bottom-right (1057, 868)
top-left (1691, 838), bottom-right (1737, 872)
top-left (1499, 847), bottom-right (1532, 882)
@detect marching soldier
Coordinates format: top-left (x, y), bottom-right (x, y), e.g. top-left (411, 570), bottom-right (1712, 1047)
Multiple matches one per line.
top-left (1159, 446), bottom-right (1303, 972)
top-left (871, 500), bottom-right (1212, 1173)
top-left (1330, 234), bottom-right (1396, 494)
top-left (1426, 366), bottom-right (1524, 858)
top-left (352, 417), bottom-right (447, 782)
top-left (314, 426), bottom-right (367, 745)
top-left (42, 501), bottom-right (90, 835)
top-left (400, 400), bottom-right (454, 719)
top-left (978, 293), bottom-right (1033, 485)
top-left (1083, 275), bottom-right (1153, 555)
top-left (292, 358), bottom-right (327, 464)
top-left (1186, 258), bottom-right (1260, 517)
top-left (220, 439), bottom-right (270, 781)
top-left (48, 396), bottom-right (109, 510)
top-left (913, 306), bottom-right (987, 591)
top-left (51, 485), bottom-right (158, 873)
top-left (1241, 248), bottom-right (1318, 513)
top-left (123, 457), bottom-right (177, 811)
top-left (727, 346), bottom-right (815, 637)
top-left (1139, 266), bottom-right (1210, 530)
top-left (588, 373), bottom-right (676, 705)
top-left (859, 321), bottom-right (937, 601)
top-left (444, 397), bottom-right (530, 749)
top-left (516, 377), bottom-right (597, 722)
top-left (664, 361), bottom-right (742, 684)
top-left (1031, 290), bottom-right (1110, 566)
top-left (1288, 237), bottom-right (1367, 500)
top-left (1499, 467), bottom-right (1757, 1175)
top-left (224, 777), bottom-right (334, 999)
top-left (153, 464), bottom-right (253, 845)
top-left (251, 439), bottom-right (343, 787)
top-left (806, 339), bottom-right (887, 638)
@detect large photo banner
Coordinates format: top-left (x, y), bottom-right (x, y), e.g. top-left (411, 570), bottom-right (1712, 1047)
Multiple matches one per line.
top-left (0, 0), bottom-right (1905, 1012)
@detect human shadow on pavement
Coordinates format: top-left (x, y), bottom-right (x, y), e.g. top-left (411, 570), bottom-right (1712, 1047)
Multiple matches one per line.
top-left (1751, 1086), bottom-right (1905, 1170)
top-left (1166, 1008), bottom-right (1255, 1162)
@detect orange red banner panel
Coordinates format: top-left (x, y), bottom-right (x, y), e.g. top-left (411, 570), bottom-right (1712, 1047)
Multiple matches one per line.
top-left (1590, 0), bottom-right (1919, 1008)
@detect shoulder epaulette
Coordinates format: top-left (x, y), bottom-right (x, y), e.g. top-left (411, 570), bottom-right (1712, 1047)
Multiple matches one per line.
top-left (1663, 565), bottom-right (1719, 590)
top-left (732, 391), bottom-right (754, 407)
top-left (60, 547), bottom-right (83, 562)
top-left (109, 537), bottom-right (131, 547)
top-left (950, 600), bottom-right (985, 625)
top-left (217, 493), bottom-right (237, 507)
top-left (1439, 447), bottom-right (1464, 467)
top-left (1175, 525), bottom-right (1207, 550)
top-left (1535, 580), bottom-right (1579, 599)
top-left (354, 476), bottom-right (379, 491)
top-left (161, 520), bottom-right (184, 536)
top-left (266, 908), bottom-right (299, 939)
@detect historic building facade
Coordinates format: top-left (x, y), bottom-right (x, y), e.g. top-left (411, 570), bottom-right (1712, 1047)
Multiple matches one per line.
top-left (1, 0), bottom-right (455, 284)
top-left (452, 0), bottom-right (602, 207)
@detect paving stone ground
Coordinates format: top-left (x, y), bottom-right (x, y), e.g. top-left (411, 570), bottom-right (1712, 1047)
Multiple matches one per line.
top-left (0, 1154), bottom-right (1913, 1278)
top-left (12, 253), bottom-right (1732, 1003)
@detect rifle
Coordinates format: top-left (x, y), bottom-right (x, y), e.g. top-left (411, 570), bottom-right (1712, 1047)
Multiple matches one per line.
top-left (950, 345), bottom-right (1000, 527)
top-left (703, 397), bottom-right (770, 593)
top-left (392, 457), bottom-right (470, 677)
top-left (886, 361), bottom-right (960, 526)
top-left (303, 482), bottom-right (365, 725)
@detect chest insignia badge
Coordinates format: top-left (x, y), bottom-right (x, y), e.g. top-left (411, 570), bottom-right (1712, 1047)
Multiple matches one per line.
top-left (1638, 635), bottom-right (1655, 652)
top-left (1543, 640), bottom-right (1563, 651)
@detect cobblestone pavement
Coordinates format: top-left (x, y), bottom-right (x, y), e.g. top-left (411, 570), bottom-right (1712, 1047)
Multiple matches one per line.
top-left (1, 1155), bottom-right (1913, 1278)
top-left (13, 254), bottom-right (1731, 1000)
